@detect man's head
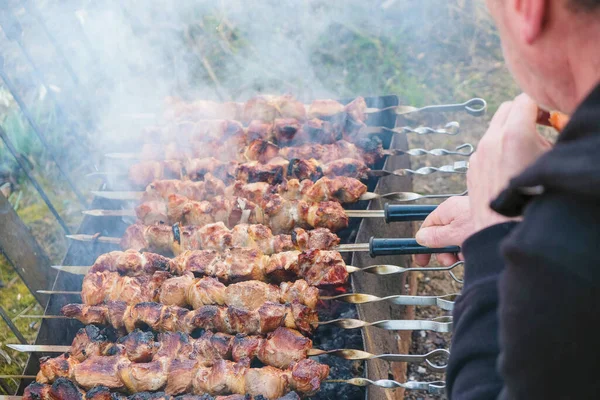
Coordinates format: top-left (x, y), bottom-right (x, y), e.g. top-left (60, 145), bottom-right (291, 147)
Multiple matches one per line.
top-left (486, 0), bottom-right (600, 113)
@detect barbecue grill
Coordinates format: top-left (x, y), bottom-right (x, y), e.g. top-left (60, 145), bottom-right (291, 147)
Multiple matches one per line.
top-left (1, 93), bottom-right (481, 400)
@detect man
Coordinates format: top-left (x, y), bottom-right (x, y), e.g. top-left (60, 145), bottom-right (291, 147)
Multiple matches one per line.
top-left (413, 0), bottom-right (600, 398)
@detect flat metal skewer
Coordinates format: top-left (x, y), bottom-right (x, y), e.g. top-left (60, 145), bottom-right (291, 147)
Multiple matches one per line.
top-left (104, 142), bottom-right (473, 161)
top-left (15, 314), bottom-right (452, 332)
top-left (365, 97), bottom-right (487, 117)
top-left (87, 161), bottom-right (469, 182)
top-left (327, 378), bottom-right (446, 395)
top-left (82, 204), bottom-right (438, 221)
top-left (6, 345), bottom-right (449, 371)
top-left (90, 189), bottom-right (466, 202)
top-left (36, 290), bottom-right (458, 311)
top-left (51, 261), bottom-right (465, 283)
top-left (318, 316), bottom-right (452, 332)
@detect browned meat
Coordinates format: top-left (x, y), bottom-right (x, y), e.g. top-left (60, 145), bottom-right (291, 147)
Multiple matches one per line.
top-left (171, 248), bottom-right (347, 287)
top-left (63, 301), bottom-right (318, 336)
top-left (81, 271), bottom-right (170, 305)
top-left (71, 355), bottom-right (326, 397)
top-left (24, 379), bottom-right (303, 399)
top-left (89, 250), bottom-right (171, 276)
top-left (322, 157), bottom-right (369, 179)
top-left (243, 95), bottom-right (306, 123)
top-left (120, 222), bottom-right (338, 256)
top-left (141, 175), bottom-right (226, 203)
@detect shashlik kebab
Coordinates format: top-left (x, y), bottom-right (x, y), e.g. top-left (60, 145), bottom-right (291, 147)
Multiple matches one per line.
top-left (77, 272), bottom-right (320, 311)
top-left (52, 248), bottom-right (349, 287)
top-left (20, 378), bottom-right (302, 400)
top-left (117, 222), bottom-right (340, 256)
top-left (61, 299), bottom-right (317, 336)
top-left (161, 95), bottom-right (368, 125)
top-left (43, 270), bottom-right (457, 311)
top-left (11, 327), bottom-right (450, 372)
top-left (67, 222), bottom-right (460, 258)
top-left (29, 346), bottom-right (327, 398)
top-left (121, 156), bottom-right (467, 188)
top-left (86, 192), bottom-right (436, 233)
top-left (160, 95), bottom-right (486, 122)
top-left (135, 118), bottom-right (371, 151)
top-left (108, 138), bottom-right (473, 164)
top-left (92, 177), bottom-right (467, 204)
top-left (100, 175), bottom-right (370, 205)
top-left (131, 194), bottom-right (350, 233)
top-left (124, 156), bottom-right (369, 187)
top-left (34, 326), bottom-right (318, 382)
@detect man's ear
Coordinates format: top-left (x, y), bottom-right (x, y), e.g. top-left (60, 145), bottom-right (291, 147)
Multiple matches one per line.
top-left (516, 0), bottom-right (549, 44)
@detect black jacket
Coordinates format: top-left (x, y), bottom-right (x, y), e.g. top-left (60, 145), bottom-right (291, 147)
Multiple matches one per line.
top-left (447, 83), bottom-right (600, 400)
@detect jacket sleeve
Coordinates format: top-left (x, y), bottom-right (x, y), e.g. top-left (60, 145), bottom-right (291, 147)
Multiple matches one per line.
top-left (448, 191), bottom-right (600, 400)
top-left (446, 222), bottom-right (516, 399)
top-left (495, 192), bottom-right (600, 400)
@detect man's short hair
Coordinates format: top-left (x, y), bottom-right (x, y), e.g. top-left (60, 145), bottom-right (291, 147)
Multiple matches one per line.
top-left (571, 0), bottom-right (600, 11)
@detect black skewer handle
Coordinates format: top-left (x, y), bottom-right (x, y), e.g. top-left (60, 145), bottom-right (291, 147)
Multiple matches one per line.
top-left (384, 204), bottom-right (437, 223)
top-left (369, 237), bottom-right (460, 257)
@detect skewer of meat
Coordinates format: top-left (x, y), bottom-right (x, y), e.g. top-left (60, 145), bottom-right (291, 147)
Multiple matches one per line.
top-left (65, 222), bottom-right (460, 260)
top-left (44, 270), bottom-right (457, 311)
top-left (34, 326), bottom-right (315, 384)
top-left (109, 222), bottom-right (340, 256)
top-left (134, 117), bottom-right (369, 151)
top-left (161, 95), bottom-right (367, 125)
top-left (51, 248), bottom-right (349, 287)
top-left (22, 378), bottom-right (302, 400)
top-left (109, 138), bottom-right (472, 166)
top-left (146, 175), bottom-right (367, 205)
top-left (61, 299), bottom-right (318, 336)
top-left (92, 176), bottom-right (465, 204)
top-left (121, 156), bottom-right (467, 188)
top-left (129, 193), bottom-right (350, 233)
top-left (26, 347), bottom-right (327, 399)
top-left (77, 272), bottom-right (319, 310)
top-left (124, 156), bottom-right (369, 187)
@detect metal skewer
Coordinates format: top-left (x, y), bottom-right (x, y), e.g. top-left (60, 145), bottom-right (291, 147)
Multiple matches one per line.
top-left (90, 188), bottom-right (466, 202)
top-left (51, 260), bottom-right (464, 283)
top-left (35, 290), bottom-right (458, 311)
top-left (104, 142), bottom-right (473, 161)
top-left (82, 204), bottom-right (438, 221)
top-left (321, 293), bottom-right (458, 311)
top-left (15, 314), bottom-right (452, 333)
top-left (63, 235), bottom-right (460, 258)
top-left (86, 161), bottom-right (469, 182)
top-left (365, 97), bottom-right (487, 117)
top-left (361, 121), bottom-right (460, 136)
top-left (6, 345), bottom-right (449, 372)
top-left (0, 379), bottom-right (446, 396)
top-left (328, 378), bottom-right (446, 395)
top-left (381, 143), bottom-right (473, 157)
top-left (317, 316), bottom-right (452, 333)
top-left (368, 161), bottom-right (468, 177)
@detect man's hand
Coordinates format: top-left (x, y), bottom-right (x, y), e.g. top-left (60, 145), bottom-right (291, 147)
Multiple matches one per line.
top-left (415, 93), bottom-right (552, 266)
top-left (468, 93), bottom-right (552, 231)
top-left (414, 196), bottom-right (473, 266)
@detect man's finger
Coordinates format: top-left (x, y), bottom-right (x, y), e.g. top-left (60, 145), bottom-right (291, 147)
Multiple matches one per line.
top-left (418, 207), bottom-right (445, 229)
top-left (436, 253), bottom-right (459, 267)
top-left (415, 224), bottom-right (457, 248)
top-left (413, 254), bottom-right (431, 267)
top-left (505, 93), bottom-right (539, 133)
